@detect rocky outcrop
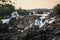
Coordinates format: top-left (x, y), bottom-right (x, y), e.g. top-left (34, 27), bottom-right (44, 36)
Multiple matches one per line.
top-left (0, 15), bottom-right (60, 40)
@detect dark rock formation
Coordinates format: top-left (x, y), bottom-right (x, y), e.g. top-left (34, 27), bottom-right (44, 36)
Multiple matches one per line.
top-left (0, 15), bottom-right (60, 40)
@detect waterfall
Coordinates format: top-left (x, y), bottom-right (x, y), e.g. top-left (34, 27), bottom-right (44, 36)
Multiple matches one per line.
top-left (11, 12), bottom-right (19, 20)
top-left (34, 19), bottom-right (44, 28)
top-left (34, 16), bottom-right (55, 28)
top-left (1, 12), bottom-right (19, 24)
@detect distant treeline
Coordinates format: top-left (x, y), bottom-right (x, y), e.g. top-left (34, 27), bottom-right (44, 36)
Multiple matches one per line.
top-left (0, 0), bottom-right (60, 19)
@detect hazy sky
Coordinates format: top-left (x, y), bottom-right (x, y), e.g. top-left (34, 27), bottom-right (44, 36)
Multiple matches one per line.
top-left (12, 0), bottom-right (60, 9)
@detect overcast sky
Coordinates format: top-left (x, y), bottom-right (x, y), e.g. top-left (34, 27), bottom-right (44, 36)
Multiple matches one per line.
top-left (12, 0), bottom-right (60, 9)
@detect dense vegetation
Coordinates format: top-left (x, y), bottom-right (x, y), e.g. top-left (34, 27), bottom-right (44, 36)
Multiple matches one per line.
top-left (0, 4), bottom-right (15, 16)
top-left (17, 8), bottom-right (29, 15)
top-left (53, 4), bottom-right (60, 16)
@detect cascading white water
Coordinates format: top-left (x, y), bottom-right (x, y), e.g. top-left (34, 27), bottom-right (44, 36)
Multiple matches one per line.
top-left (11, 12), bottom-right (19, 20)
top-left (34, 12), bottom-right (55, 28)
top-left (34, 17), bottom-right (55, 28)
top-left (34, 16), bottom-right (47, 28)
top-left (1, 12), bottom-right (19, 24)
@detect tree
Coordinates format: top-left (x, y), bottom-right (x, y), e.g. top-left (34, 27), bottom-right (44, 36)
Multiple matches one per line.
top-left (37, 10), bottom-right (44, 14)
top-left (0, 0), bottom-right (13, 4)
top-left (17, 8), bottom-right (29, 15)
top-left (0, 4), bottom-right (15, 16)
top-left (53, 4), bottom-right (60, 16)
top-left (0, 0), bottom-right (15, 17)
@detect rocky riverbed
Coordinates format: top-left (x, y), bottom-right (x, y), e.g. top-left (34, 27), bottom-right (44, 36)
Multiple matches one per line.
top-left (0, 15), bottom-right (60, 40)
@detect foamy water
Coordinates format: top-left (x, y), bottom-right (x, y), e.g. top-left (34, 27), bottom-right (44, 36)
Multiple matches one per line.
top-left (34, 17), bottom-right (55, 28)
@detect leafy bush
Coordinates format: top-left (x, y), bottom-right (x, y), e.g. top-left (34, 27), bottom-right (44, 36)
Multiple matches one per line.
top-left (53, 4), bottom-right (60, 16)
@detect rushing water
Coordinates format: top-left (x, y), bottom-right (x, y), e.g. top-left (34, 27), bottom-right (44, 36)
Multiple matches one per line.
top-left (34, 15), bottom-right (55, 28)
top-left (1, 12), bottom-right (55, 32)
top-left (1, 12), bottom-right (19, 24)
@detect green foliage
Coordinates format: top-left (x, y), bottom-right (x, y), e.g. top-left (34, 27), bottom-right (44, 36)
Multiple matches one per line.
top-left (0, 0), bottom-right (15, 18)
top-left (0, 16), bottom-right (2, 20)
top-left (0, 0), bottom-right (11, 3)
top-left (37, 10), bottom-right (44, 14)
top-left (17, 8), bottom-right (29, 15)
top-left (53, 4), bottom-right (60, 15)
top-left (0, 4), bottom-right (15, 16)
top-left (0, 0), bottom-right (6, 2)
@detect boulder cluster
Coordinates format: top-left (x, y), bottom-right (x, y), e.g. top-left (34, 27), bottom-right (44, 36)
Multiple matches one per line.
top-left (0, 16), bottom-right (60, 40)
